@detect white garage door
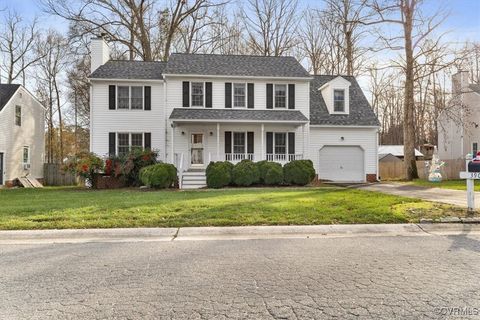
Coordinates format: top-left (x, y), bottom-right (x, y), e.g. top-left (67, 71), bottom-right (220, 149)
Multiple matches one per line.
top-left (318, 146), bottom-right (365, 182)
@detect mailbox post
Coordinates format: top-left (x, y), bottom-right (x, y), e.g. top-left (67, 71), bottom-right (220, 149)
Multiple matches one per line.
top-left (460, 153), bottom-right (476, 213)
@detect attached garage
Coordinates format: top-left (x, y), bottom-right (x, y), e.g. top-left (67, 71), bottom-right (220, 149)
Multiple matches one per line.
top-left (318, 145), bottom-right (365, 182)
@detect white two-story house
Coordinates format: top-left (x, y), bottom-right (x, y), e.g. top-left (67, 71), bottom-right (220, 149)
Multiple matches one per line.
top-left (89, 36), bottom-right (379, 188)
top-left (0, 84), bottom-right (45, 187)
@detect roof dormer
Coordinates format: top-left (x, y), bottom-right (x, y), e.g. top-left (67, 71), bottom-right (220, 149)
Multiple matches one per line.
top-left (318, 76), bottom-right (351, 115)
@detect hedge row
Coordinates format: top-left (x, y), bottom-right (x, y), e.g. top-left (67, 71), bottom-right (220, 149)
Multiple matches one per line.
top-left (206, 159), bottom-right (315, 189)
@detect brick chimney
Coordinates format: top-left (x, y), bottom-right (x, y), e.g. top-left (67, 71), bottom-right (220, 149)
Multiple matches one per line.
top-left (452, 70), bottom-right (469, 94)
top-left (90, 33), bottom-right (110, 74)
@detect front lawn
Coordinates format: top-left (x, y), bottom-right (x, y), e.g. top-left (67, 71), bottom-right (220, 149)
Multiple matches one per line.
top-left (407, 179), bottom-right (476, 191)
top-left (0, 187), bottom-right (463, 230)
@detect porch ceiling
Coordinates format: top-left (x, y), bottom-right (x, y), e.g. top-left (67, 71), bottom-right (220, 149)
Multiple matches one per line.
top-left (169, 108), bottom-right (308, 124)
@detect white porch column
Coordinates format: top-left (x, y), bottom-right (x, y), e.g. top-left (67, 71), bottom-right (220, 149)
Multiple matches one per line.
top-left (171, 122), bottom-right (175, 164)
top-left (216, 123), bottom-right (220, 161)
top-left (302, 124), bottom-right (305, 159)
top-left (261, 123), bottom-right (265, 161)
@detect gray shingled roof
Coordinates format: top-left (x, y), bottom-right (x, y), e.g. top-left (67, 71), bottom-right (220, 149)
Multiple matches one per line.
top-left (90, 60), bottom-right (167, 80)
top-left (170, 108), bottom-right (308, 122)
top-left (0, 84), bottom-right (20, 112)
top-left (164, 53), bottom-right (311, 78)
top-left (469, 84), bottom-right (480, 94)
top-left (310, 75), bottom-right (380, 126)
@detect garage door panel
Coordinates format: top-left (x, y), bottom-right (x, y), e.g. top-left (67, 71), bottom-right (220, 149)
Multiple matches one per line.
top-left (318, 146), bottom-right (364, 182)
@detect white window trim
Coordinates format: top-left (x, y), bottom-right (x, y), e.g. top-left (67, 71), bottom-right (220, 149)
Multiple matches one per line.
top-left (267, 131), bottom-right (294, 155)
top-left (274, 84), bottom-right (288, 109)
top-left (231, 131), bottom-right (248, 154)
top-left (190, 82), bottom-right (205, 108)
top-left (22, 146), bottom-right (30, 165)
top-left (116, 86), bottom-right (145, 110)
top-left (15, 105), bottom-right (22, 126)
top-left (232, 83), bottom-right (247, 108)
top-left (116, 132), bottom-right (146, 156)
top-left (333, 89), bottom-right (346, 113)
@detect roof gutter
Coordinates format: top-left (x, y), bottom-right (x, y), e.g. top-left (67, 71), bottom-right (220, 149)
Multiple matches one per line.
top-left (170, 119), bottom-right (308, 124)
top-left (162, 73), bottom-right (313, 81)
top-left (310, 124), bottom-right (380, 129)
top-left (88, 78), bottom-right (165, 83)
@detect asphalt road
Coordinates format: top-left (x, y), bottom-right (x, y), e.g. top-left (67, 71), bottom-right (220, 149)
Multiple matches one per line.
top-left (1, 232), bottom-right (479, 319)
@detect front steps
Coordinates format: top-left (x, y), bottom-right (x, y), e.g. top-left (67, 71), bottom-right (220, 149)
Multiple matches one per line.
top-left (181, 170), bottom-right (206, 189)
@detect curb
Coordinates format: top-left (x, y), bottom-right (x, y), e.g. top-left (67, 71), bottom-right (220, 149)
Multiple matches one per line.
top-left (0, 224), bottom-right (479, 244)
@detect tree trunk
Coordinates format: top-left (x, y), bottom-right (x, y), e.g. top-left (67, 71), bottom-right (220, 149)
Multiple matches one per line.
top-left (402, 0), bottom-right (418, 180)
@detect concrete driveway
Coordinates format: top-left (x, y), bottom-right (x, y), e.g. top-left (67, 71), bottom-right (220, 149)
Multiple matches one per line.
top-left (358, 182), bottom-right (479, 208)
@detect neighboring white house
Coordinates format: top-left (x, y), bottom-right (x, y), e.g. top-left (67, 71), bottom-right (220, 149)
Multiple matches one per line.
top-left (89, 36), bottom-right (380, 188)
top-left (378, 145), bottom-right (424, 161)
top-left (0, 84), bottom-right (45, 187)
top-left (438, 71), bottom-right (480, 161)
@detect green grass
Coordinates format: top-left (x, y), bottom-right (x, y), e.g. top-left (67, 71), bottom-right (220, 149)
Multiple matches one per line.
top-left (407, 179), bottom-right (478, 191)
top-left (0, 186), bottom-right (464, 230)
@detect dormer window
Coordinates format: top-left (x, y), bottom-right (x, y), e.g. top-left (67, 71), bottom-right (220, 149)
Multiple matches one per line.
top-left (334, 89), bottom-right (345, 112)
top-left (275, 84), bottom-right (287, 108)
top-left (191, 82), bottom-right (204, 107)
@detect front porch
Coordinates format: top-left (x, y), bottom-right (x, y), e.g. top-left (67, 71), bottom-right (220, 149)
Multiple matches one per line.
top-left (171, 122), bottom-right (307, 172)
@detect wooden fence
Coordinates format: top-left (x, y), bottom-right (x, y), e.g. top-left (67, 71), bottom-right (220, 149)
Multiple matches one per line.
top-left (43, 163), bottom-right (79, 186)
top-left (379, 159), bottom-right (465, 181)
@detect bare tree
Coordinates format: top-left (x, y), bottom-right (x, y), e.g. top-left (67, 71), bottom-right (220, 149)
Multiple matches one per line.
top-left (243, 0), bottom-right (299, 56)
top-left (0, 11), bottom-right (42, 85)
top-left (364, 0), bottom-right (449, 180)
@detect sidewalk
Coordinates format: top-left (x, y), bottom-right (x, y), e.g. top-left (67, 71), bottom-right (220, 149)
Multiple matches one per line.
top-left (357, 182), bottom-right (480, 208)
top-left (1, 224), bottom-right (479, 244)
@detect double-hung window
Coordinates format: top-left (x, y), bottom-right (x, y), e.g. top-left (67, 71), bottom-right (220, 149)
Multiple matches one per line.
top-left (274, 133), bottom-right (287, 154)
top-left (117, 86), bottom-right (144, 109)
top-left (117, 86), bottom-right (130, 109)
top-left (117, 133), bottom-right (130, 157)
top-left (22, 146), bottom-right (30, 165)
top-left (191, 82), bottom-right (204, 107)
top-left (275, 84), bottom-right (287, 108)
top-left (130, 87), bottom-right (143, 109)
top-left (233, 132), bottom-right (246, 154)
top-left (233, 83), bottom-right (246, 108)
top-left (334, 89), bottom-right (345, 112)
top-left (131, 133), bottom-right (143, 151)
top-left (15, 105), bottom-right (21, 126)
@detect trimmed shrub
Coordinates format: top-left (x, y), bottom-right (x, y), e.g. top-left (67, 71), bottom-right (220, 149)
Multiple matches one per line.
top-left (139, 163), bottom-right (177, 189)
top-left (256, 160), bottom-right (269, 184)
top-left (264, 163), bottom-right (284, 185)
top-left (206, 161), bottom-right (233, 188)
top-left (283, 160), bottom-right (315, 186)
top-left (232, 159), bottom-right (260, 186)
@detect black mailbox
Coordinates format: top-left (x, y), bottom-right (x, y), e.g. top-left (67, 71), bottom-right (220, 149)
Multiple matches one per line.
top-left (468, 161), bottom-right (480, 172)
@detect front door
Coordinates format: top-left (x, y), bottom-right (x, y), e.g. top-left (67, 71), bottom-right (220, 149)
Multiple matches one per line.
top-left (0, 153), bottom-right (3, 185)
top-left (191, 134), bottom-right (204, 166)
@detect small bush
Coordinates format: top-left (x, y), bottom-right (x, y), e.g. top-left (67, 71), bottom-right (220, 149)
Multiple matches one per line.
top-left (264, 163), bottom-right (284, 185)
top-left (232, 159), bottom-right (260, 186)
top-left (122, 149), bottom-right (158, 186)
top-left (256, 160), bottom-right (269, 184)
top-left (206, 161), bottom-right (233, 188)
top-left (283, 160), bottom-right (315, 186)
top-left (139, 163), bottom-right (177, 189)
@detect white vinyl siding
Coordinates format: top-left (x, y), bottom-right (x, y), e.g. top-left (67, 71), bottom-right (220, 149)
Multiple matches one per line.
top-left (90, 81), bottom-right (165, 160)
top-left (309, 127), bottom-right (378, 181)
top-left (0, 87), bottom-right (45, 182)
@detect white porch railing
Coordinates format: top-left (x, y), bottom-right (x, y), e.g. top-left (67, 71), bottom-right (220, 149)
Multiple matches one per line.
top-left (174, 153), bottom-right (185, 188)
top-left (225, 153), bottom-right (255, 162)
top-left (266, 153), bottom-right (303, 163)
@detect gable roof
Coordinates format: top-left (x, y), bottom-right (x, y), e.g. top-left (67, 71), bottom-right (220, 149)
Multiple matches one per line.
top-left (310, 75), bottom-right (380, 126)
top-left (169, 108), bottom-right (308, 123)
top-left (0, 84), bottom-right (21, 112)
top-left (90, 60), bottom-right (167, 80)
top-left (164, 53), bottom-right (311, 78)
top-left (378, 145), bottom-right (423, 157)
